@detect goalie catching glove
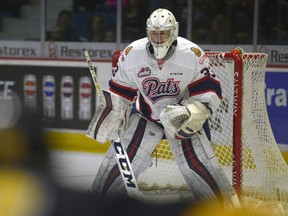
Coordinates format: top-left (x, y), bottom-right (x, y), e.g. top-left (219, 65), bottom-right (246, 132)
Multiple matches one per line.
top-left (86, 90), bottom-right (131, 143)
top-left (159, 101), bottom-right (211, 139)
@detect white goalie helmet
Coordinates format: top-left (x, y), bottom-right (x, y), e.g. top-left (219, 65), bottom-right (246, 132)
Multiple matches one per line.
top-left (146, 8), bottom-right (179, 59)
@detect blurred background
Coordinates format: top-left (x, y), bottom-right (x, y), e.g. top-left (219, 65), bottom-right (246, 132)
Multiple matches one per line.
top-left (0, 0), bottom-right (287, 45)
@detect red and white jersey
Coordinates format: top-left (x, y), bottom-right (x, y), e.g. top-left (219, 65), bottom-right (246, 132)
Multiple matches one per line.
top-left (109, 37), bottom-right (222, 122)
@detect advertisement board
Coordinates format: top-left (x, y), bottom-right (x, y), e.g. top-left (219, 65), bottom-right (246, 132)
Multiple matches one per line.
top-left (0, 58), bottom-right (287, 153)
top-left (1, 65), bottom-right (95, 129)
top-left (265, 67), bottom-right (288, 150)
top-left (0, 60), bottom-right (112, 131)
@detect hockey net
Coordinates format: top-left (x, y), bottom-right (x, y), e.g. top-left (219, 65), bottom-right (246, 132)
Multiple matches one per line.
top-left (132, 51), bottom-right (288, 212)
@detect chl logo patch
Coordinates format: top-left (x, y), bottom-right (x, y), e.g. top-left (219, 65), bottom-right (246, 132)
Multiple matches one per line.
top-left (137, 67), bottom-right (151, 77)
top-left (142, 77), bottom-right (180, 103)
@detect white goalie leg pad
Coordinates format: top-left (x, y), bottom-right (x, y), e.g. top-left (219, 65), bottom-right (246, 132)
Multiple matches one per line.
top-left (91, 113), bottom-right (164, 198)
top-left (121, 114), bottom-right (164, 176)
top-left (166, 130), bottom-right (235, 205)
top-left (90, 146), bottom-right (118, 195)
top-left (86, 90), bottom-right (131, 143)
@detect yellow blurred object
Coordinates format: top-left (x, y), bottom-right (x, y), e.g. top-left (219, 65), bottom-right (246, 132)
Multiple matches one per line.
top-left (0, 128), bottom-right (28, 163)
top-left (181, 199), bottom-right (277, 216)
top-left (0, 168), bottom-right (46, 216)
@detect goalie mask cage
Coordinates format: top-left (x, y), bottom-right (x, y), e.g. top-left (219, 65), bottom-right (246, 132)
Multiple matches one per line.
top-left (112, 51), bottom-right (288, 212)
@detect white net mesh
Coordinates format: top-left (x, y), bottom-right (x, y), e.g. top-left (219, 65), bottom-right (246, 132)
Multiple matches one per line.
top-left (136, 52), bottom-right (288, 213)
top-left (240, 54), bottom-right (288, 212)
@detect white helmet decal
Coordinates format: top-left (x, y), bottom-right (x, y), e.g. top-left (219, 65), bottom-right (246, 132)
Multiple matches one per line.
top-left (146, 8), bottom-right (179, 59)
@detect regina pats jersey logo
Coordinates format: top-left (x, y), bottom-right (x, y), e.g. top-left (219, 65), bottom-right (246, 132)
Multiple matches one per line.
top-left (142, 77), bottom-right (180, 103)
top-left (191, 47), bottom-right (201, 57)
top-left (137, 67), bottom-right (151, 77)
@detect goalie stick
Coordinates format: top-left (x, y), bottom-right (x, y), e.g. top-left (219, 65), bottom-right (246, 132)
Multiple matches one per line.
top-left (83, 49), bottom-right (102, 96)
top-left (83, 49), bottom-right (141, 200)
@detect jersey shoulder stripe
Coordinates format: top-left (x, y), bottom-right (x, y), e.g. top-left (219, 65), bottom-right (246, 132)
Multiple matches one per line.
top-left (188, 76), bottom-right (222, 99)
top-left (109, 80), bottom-right (138, 101)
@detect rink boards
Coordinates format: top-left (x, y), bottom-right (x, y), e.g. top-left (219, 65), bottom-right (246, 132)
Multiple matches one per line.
top-left (0, 58), bottom-right (287, 162)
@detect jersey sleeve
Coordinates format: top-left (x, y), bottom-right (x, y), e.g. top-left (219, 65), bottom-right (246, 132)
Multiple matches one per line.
top-left (109, 46), bottom-right (138, 102)
top-left (185, 46), bottom-right (222, 113)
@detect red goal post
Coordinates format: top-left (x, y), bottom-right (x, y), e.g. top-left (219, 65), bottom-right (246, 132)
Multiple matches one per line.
top-left (205, 51), bottom-right (245, 196)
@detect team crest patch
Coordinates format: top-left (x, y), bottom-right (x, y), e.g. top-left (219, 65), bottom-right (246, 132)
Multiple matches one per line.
top-left (125, 46), bottom-right (133, 55)
top-left (191, 47), bottom-right (201, 57)
top-left (137, 67), bottom-right (151, 77)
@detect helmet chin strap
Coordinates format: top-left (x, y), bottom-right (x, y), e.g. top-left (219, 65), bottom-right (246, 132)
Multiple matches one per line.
top-left (146, 40), bottom-right (177, 61)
